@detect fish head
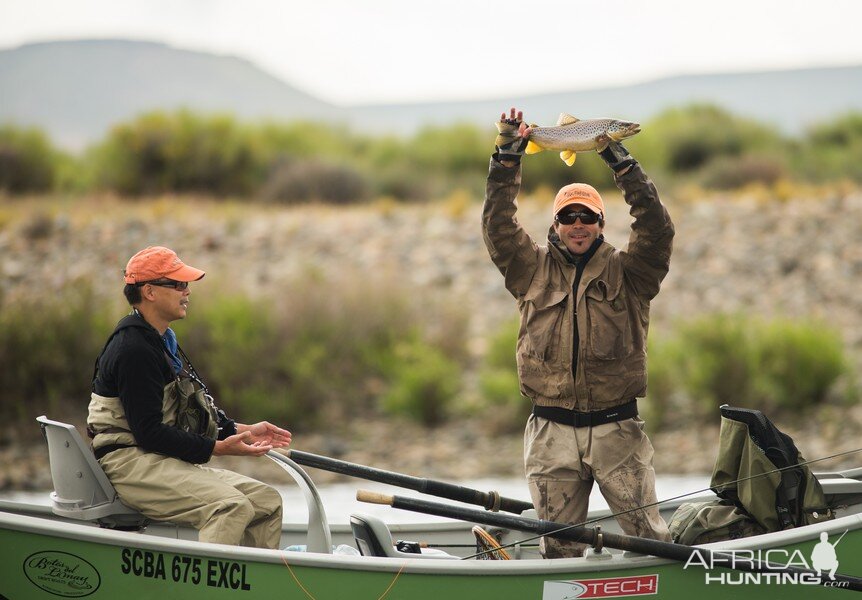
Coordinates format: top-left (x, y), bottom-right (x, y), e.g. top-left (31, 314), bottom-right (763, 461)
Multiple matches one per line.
top-left (606, 120), bottom-right (641, 142)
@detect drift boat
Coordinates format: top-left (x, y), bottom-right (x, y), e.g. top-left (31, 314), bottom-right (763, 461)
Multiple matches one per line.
top-left (1, 416), bottom-right (861, 599)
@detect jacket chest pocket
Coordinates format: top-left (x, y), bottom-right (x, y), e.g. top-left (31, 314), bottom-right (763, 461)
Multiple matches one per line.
top-left (521, 289), bottom-right (569, 361)
top-left (585, 278), bottom-right (632, 360)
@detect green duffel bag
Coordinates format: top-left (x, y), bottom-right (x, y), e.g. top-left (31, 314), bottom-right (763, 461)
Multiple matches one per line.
top-left (712, 406), bottom-right (834, 530)
top-left (669, 500), bottom-right (766, 545)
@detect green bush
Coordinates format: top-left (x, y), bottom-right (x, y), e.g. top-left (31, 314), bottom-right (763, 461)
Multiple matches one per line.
top-left (9, 106), bottom-right (862, 200)
top-left (643, 334), bottom-right (684, 429)
top-left (672, 314), bottom-right (757, 412)
top-left (173, 295), bottom-right (297, 425)
top-left (521, 149), bottom-right (613, 195)
top-left (260, 158), bottom-right (370, 204)
top-left (0, 125), bottom-right (58, 193)
top-left (645, 104), bottom-right (785, 174)
top-left (0, 280), bottom-right (116, 421)
top-left (698, 154), bottom-right (787, 190)
top-left (755, 320), bottom-right (848, 409)
top-left (377, 335), bottom-right (462, 426)
top-left (476, 318), bottom-right (530, 433)
top-left (655, 314), bottom-right (853, 416)
top-left (173, 275), bottom-right (469, 429)
top-left (795, 112), bottom-right (862, 183)
top-left (91, 110), bottom-right (264, 196)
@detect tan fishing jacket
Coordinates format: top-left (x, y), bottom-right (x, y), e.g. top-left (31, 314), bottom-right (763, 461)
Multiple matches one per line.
top-left (482, 157), bottom-right (674, 412)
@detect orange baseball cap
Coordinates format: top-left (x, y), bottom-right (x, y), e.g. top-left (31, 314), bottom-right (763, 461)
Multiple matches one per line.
top-left (123, 246), bottom-right (205, 284)
top-left (553, 183), bottom-right (605, 218)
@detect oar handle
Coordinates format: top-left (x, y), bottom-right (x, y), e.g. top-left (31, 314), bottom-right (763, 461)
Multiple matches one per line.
top-left (356, 490), bottom-right (393, 505)
top-left (287, 449), bottom-right (533, 514)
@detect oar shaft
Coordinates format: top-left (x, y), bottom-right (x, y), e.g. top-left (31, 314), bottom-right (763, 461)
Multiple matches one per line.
top-left (359, 491), bottom-right (862, 591)
top-left (287, 449), bottom-right (533, 514)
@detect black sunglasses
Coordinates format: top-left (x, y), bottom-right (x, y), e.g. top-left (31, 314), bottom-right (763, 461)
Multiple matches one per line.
top-left (139, 279), bottom-right (189, 291)
top-left (555, 210), bottom-right (601, 225)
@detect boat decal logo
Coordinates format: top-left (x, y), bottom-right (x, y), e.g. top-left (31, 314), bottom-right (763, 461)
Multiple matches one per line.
top-left (543, 574), bottom-right (658, 599)
top-left (23, 550), bottom-right (101, 597)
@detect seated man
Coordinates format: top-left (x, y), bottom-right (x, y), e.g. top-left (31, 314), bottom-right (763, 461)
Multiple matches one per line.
top-left (87, 246), bottom-right (292, 548)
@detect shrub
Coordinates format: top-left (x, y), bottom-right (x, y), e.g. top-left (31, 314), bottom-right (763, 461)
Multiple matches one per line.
top-left (796, 112), bottom-right (862, 183)
top-left (173, 294), bottom-right (298, 425)
top-left (377, 335), bottom-right (462, 426)
top-left (646, 104), bottom-right (785, 174)
top-left (643, 334), bottom-right (684, 429)
top-left (476, 318), bottom-right (530, 433)
top-left (755, 320), bottom-right (848, 409)
top-left (666, 314), bottom-right (852, 416)
top-left (672, 314), bottom-right (758, 414)
top-left (0, 280), bottom-right (116, 422)
top-left (260, 158), bottom-right (370, 204)
top-left (521, 149), bottom-right (613, 195)
top-left (410, 123), bottom-right (488, 176)
top-left (0, 125), bottom-right (58, 193)
top-left (173, 274), bottom-right (469, 429)
top-left (699, 154), bottom-right (787, 190)
top-left (91, 110), bottom-right (263, 196)
top-left (255, 120), bottom-right (360, 162)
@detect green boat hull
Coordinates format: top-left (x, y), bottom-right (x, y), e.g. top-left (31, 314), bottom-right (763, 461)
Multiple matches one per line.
top-left (2, 510), bottom-right (860, 599)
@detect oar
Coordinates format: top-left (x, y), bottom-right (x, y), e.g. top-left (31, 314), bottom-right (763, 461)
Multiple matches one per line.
top-left (284, 449), bottom-right (533, 514)
top-left (358, 490), bottom-right (862, 592)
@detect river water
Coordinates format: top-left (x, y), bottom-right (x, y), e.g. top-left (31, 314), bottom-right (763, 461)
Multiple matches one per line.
top-left (6, 475), bottom-right (710, 525)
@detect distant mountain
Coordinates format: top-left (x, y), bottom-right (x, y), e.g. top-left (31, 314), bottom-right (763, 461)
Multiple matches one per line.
top-left (2, 39), bottom-right (861, 151)
top-left (351, 66), bottom-right (862, 138)
top-left (0, 39), bottom-right (340, 150)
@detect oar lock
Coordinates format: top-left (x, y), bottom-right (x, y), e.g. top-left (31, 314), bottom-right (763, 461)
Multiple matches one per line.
top-left (484, 490), bottom-right (502, 512)
top-left (591, 525), bottom-right (604, 554)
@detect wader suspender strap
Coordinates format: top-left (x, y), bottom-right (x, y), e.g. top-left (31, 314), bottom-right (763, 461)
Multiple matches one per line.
top-left (176, 344), bottom-right (209, 393)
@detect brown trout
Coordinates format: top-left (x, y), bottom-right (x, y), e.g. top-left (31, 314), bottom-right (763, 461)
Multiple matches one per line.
top-left (495, 113), bottom-right (640, 166)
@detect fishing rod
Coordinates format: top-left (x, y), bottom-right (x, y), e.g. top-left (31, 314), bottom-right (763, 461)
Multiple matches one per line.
top-left (358, 489), bottom-right (862, 591)
top-left (283, 449), bottom-right (533, 514)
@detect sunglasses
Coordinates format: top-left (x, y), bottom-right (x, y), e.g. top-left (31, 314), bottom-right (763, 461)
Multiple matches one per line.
top-left (139, 279), bottom-right (190, 291)
top-left (555, 210), bottom-right (601, 225)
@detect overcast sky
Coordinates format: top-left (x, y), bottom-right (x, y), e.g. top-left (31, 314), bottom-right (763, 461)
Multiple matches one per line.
top-left (2, 0), bottom-right (861, 106)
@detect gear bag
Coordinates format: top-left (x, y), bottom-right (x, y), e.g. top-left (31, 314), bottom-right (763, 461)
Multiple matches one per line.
top-left (168, 376), bottom-right (219, 440)
top-left (668, 499), bottom-right (766, 545)
top-left (670, 405), bottom-right (833, 544)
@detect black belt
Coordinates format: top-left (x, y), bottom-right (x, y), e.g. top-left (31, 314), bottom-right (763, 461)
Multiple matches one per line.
top-left (532, 400), bottom-right (638, 427)
top-left (93, 443), bottom-right (136, 460)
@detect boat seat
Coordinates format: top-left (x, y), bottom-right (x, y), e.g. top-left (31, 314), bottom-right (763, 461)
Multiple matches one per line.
top-left (350, 513), bottom-right (458, 559)
top-left (37, 415), bottom-right (148, 529)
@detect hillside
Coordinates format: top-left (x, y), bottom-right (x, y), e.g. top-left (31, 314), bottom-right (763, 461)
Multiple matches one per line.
top-left (0, 39), bottom-right (340, 150)
top-left (1, 39), bottom-right (861, 150)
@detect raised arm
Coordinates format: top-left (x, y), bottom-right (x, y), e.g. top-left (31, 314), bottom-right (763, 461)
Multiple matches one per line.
top-left (599, 141), bottom-right (675, 299)
top-left (482, 108), bottom-right (542, 298)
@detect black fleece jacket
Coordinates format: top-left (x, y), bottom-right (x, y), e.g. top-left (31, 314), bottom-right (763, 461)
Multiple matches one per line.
top-left (93, 313), bottom-right (236, 464)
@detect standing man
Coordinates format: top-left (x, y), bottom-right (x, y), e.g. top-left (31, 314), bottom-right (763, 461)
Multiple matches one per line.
top-left (87, 246), bottom-right (292, 548)
top-left (482, 108), bottom-right (674, 558)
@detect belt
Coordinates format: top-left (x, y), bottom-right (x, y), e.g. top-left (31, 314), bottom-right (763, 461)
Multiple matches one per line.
top-left (93, 443), bottom-right (136, 460)
top-left (532, 400), bottom-right (638, 428)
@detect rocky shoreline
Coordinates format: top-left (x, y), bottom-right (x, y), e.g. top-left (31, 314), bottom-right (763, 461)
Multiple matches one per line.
top-left (3, 184), bottom-right (862, 491)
